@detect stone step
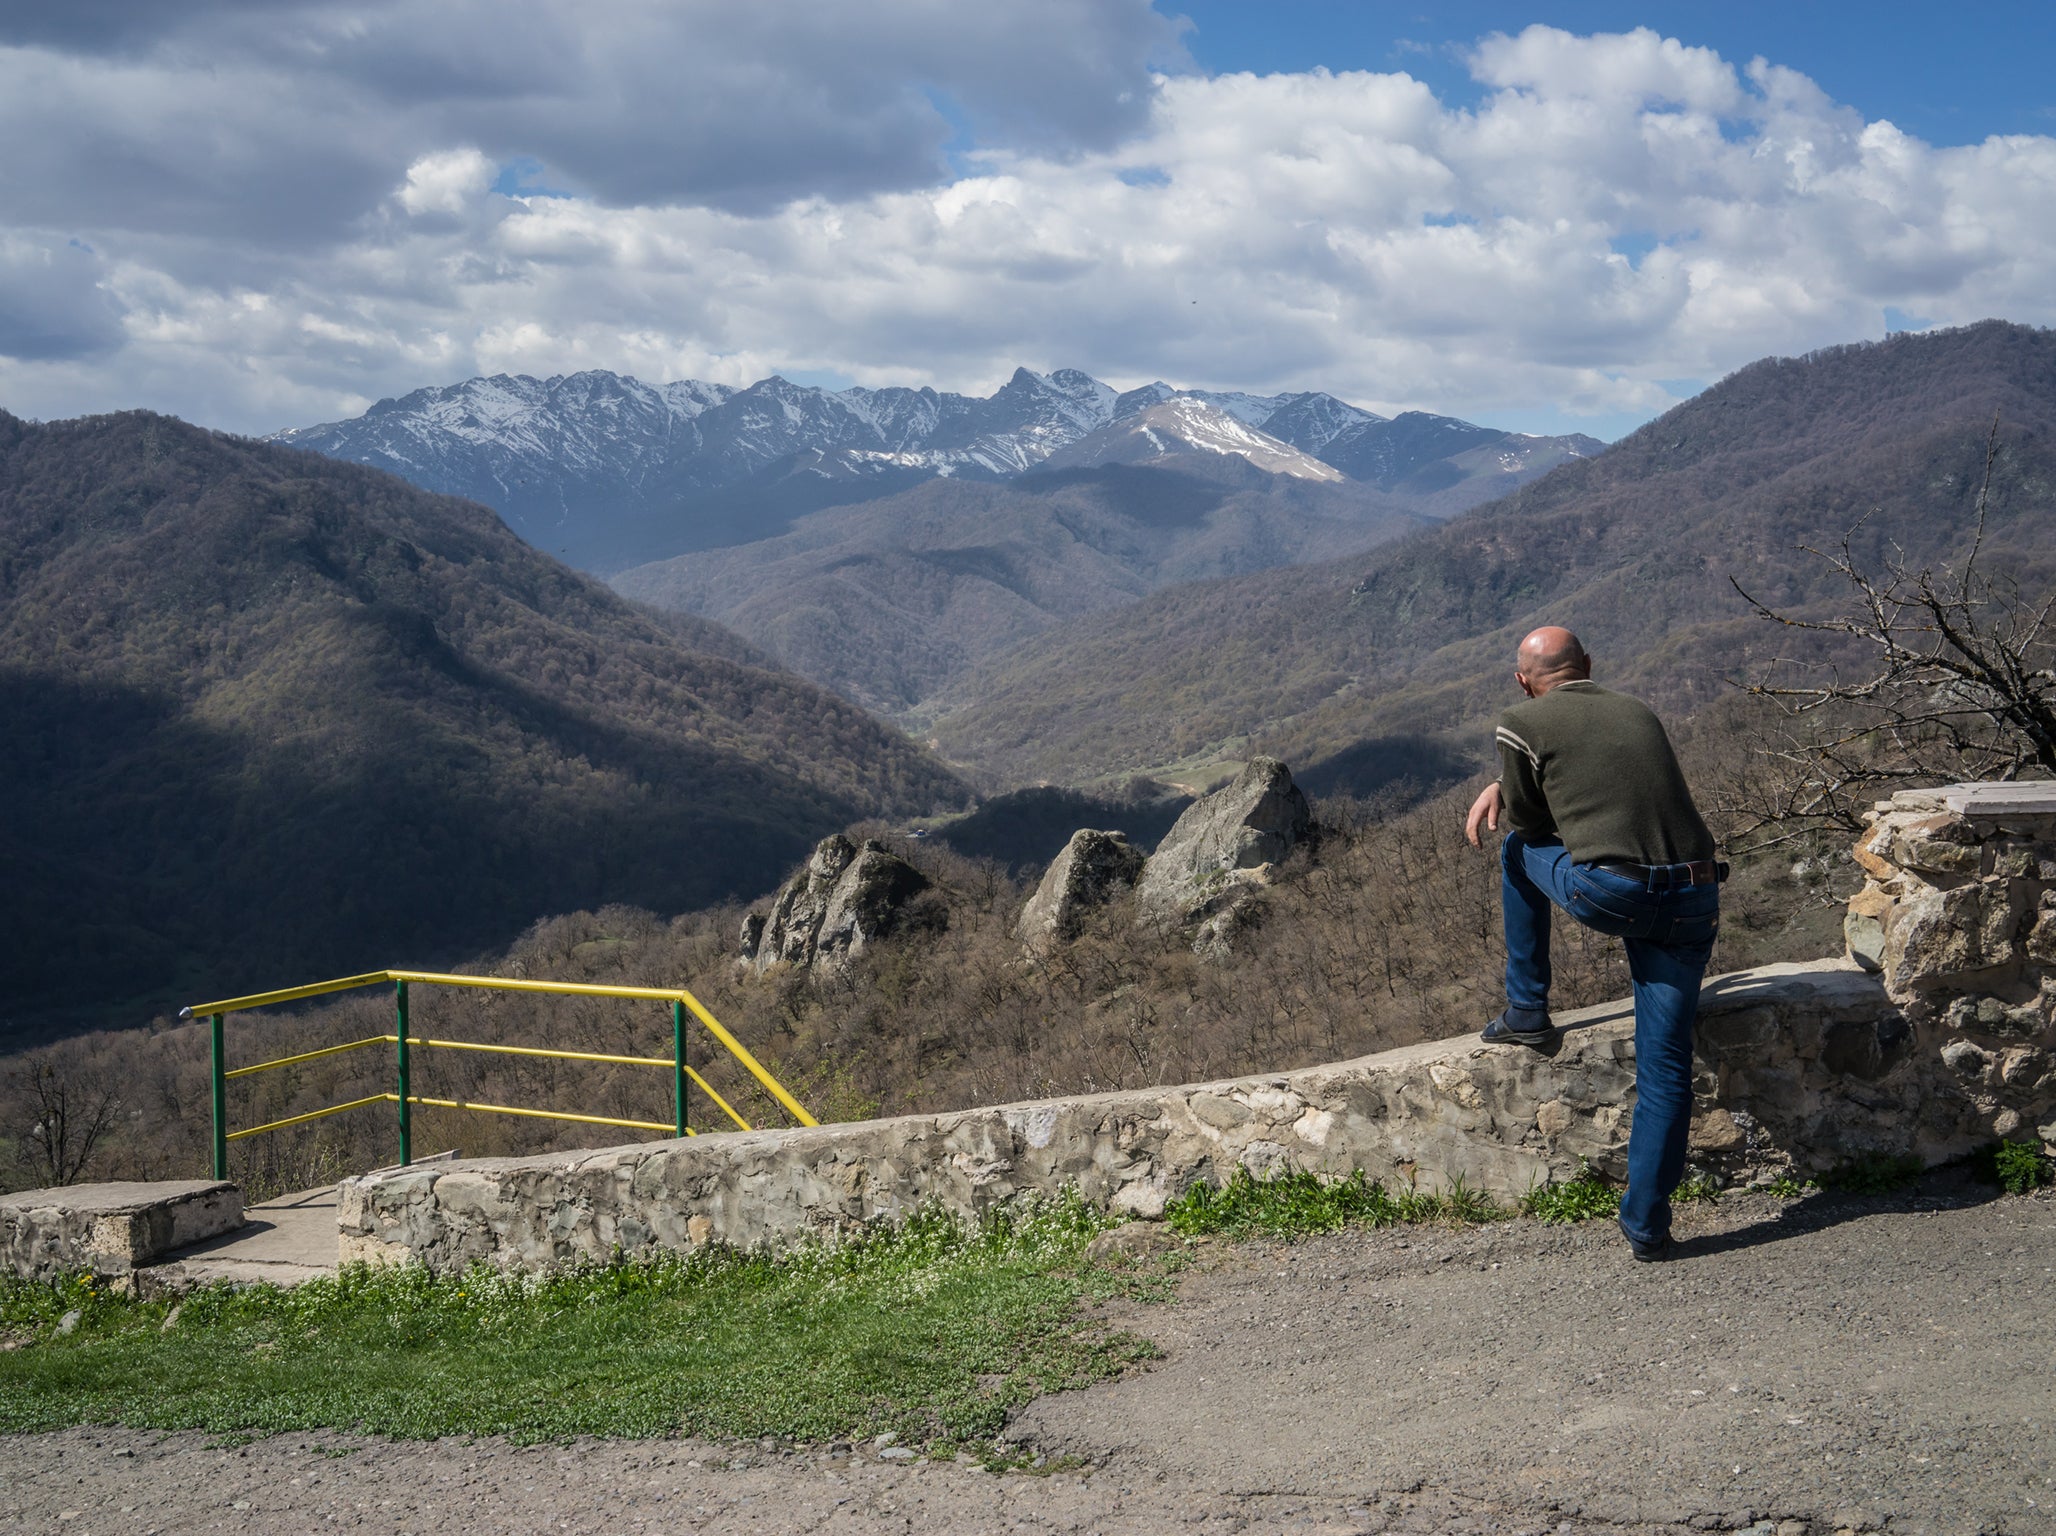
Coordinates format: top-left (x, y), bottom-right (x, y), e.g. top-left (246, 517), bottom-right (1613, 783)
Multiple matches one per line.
top-left (2, 1180), bottom-right (243, 1280)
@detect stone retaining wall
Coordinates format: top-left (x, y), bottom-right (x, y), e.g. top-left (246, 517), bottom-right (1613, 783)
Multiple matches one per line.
top-left (1844, 782), bottom-right (2056, 1150)
top-left (1, 1181), bottom-right (243, 1281)
top-left (340, 961), bottom-right (1938, 1272)
top-left (311, 781), bottom-right (2056, 1274)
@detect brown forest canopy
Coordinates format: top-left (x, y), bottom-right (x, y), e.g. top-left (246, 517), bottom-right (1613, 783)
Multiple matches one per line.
top-left (0, 410), bottom-right (967, 1039)
top-left (932, 320), bottom-right (2056, 790)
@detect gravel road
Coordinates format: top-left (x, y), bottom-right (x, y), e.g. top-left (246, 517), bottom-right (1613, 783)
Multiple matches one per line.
top-left (2, 1178), bottom-right (2049, 1535)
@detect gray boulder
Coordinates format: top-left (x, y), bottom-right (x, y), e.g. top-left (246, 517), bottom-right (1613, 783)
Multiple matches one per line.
top-left (1191, 882), bottom-right (1268, 961)
top-left (1136, 757), bottom-right (1311, 924)
top-left (741, 835), bottom-right (930, 972)
top-left (817, 845), bottom-right (932, 966)
top-left (1018, 829), bottom-right (1147, 953)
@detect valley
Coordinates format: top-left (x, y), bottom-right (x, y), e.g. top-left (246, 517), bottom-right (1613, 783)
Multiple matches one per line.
top-left (5, 320), bottom-right (2053, 1187)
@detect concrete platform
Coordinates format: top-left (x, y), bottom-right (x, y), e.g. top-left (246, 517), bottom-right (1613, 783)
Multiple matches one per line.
top-left (2, 1179), bottom-right (243, 1279)
top-left (143, 1185), bottom-right (340, 1291)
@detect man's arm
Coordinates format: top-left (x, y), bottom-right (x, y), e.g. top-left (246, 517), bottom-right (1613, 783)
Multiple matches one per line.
top-left (1494, 722), bottom-right (1553, 838)
top-left (1464, 781), bottom-right (1502, 848)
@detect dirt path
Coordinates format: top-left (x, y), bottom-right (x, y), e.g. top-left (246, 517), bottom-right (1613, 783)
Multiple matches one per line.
top-left (2, 1180), bottom-right (2050, 1535)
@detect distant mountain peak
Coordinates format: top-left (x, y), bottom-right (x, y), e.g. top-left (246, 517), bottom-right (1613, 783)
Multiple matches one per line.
top-left (1041, 397), bottom-right (1345, 481)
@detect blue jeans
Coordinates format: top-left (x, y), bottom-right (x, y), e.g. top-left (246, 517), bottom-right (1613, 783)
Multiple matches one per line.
top-left (1501, 831), bottom-right (1721, 1245)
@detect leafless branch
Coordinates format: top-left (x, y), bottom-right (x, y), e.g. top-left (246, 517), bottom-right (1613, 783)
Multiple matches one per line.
top-left (1722, 418), bottom-right (2054, 845)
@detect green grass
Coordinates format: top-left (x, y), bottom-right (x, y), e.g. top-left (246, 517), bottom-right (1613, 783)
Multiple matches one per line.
top-left (1520, 1164), bottom-right (1621, 1225)
top-left (0, 1196), bottom-right (1157, 1447)
top-left (1163, 1167), bottom-right (1503, 1240)
top-left (1675, 1172), bottom-right (1724, 1205)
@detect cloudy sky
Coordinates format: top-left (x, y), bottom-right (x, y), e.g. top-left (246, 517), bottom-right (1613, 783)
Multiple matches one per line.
top-left (4, 1), bottom-right (2054, 441)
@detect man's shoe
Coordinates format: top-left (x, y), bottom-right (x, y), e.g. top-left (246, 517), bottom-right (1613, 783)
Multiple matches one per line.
top-left (1619, 1220), bottom-right (1672, 1262)
top-left (1481, 1007), bottom-right (1553, 1047)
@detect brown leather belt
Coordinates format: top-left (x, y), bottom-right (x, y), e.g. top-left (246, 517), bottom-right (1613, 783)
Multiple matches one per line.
top-left (1592, 858), bottom-right (1729, 890)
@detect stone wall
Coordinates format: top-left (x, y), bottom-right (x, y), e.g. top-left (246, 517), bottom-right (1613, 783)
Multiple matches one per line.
top-left (340, 961), bottom-right (1924, 1273)
top-left (1, 1181), bottom-right (243, 1281)
top-left (1843, 782), bottom-right (2056, 1152)
top-left (311, 781), bottom-right (2052, 1273)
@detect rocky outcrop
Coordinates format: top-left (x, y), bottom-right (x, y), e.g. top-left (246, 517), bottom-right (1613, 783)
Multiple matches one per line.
top-left (1018, 830), bottom-right (1146, 953)
top-left (1136, 757), bottom-right (1311, 930)
top-left (1844, 783), bottom-right (2056, 1151)
top-left (338, 961), bottom-right (1929, 1272)
top-left (740, 835), bottom-right (930, 973)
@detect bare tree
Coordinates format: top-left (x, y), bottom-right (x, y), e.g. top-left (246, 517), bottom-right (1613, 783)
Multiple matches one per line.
top-left (1726, 416), bottom-right (2056, 841)
top-left (10, 1056), bottom-right (124, 1187)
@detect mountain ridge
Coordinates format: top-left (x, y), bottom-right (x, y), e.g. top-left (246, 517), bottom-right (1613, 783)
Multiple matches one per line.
top-left (273, 366), bottom-right (1603, 573)
top-left (922, 321), bottom-right (2056, 791)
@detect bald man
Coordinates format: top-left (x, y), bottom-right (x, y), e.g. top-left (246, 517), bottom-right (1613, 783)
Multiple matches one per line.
top-left (1464, 626), bottom-right (1723, 1261)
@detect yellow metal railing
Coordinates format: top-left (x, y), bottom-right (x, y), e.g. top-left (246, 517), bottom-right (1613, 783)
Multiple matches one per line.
top-left (183, 969), bottom-right (815, 1179)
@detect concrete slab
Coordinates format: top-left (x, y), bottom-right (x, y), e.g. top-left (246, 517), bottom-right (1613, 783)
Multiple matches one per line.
top-left (150, 1185), bottom-right (340, 1289)
top-left (2, 1180), bottom-right (243, 1279)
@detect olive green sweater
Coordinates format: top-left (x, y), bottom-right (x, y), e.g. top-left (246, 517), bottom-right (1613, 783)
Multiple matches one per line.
top-left (1494, 680), bottom-right (1715, 865)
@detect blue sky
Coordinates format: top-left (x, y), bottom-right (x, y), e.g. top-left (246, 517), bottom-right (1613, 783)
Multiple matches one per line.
top-left (1173, 2), bottom-right (2056, 145)
top-left (1, 2), bottom-right (2053, 442)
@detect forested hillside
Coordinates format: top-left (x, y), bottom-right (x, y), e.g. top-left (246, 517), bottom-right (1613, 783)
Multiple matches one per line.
top-left (0, 412), bottom-right (966, 1037)
top-left (611, 457), bottom-right (1426, 717)
top-left (930, 322), bottom-right (2056, 789)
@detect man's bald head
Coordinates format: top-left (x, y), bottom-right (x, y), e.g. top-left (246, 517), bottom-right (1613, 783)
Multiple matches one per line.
top-left (1515, 626), bottom-right (1591, 696)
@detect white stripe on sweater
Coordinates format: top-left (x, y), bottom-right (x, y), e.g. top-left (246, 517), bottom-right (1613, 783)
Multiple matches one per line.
top-left (1495, 726), bottom-right (1540, 770)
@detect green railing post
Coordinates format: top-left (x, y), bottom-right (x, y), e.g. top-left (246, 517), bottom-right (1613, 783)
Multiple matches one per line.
top-left (672, 999), bottom-right (688, 1138)
top-left (210, 1013), bottom-right (228, 1182)
top-left (394, 978), bottom-right (412, 1167)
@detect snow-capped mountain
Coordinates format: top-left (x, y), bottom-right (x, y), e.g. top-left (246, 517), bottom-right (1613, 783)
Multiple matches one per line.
top-left (271, 365), bottom-right (1599, 571)
top-left (1039, 398), bottom-right (1345, 480)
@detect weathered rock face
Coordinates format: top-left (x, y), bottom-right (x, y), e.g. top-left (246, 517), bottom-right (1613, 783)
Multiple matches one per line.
top-left (1018, 830), bottom-right (1146, 952)
top-left (1136, 757), bottom-right (1311, 925)
top-left (338, 961), bottom-right (1935, 1273)
top-left (1844, 783), bottom-right (2056, 1152)
top-left (739, 835), bottom-right (930, 973)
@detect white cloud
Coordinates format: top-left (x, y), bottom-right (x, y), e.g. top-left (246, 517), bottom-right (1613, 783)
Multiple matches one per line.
top-left (398, 149), bottom-right (495, 217)
top-left (0, 19), bottom-right (2052, 438)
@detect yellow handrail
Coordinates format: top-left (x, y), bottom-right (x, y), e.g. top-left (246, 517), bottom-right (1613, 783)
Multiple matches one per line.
top-left (188, 966), bottom-right (817, 1176)
top-left (189, 970), bottom-right (395, 1015)
top-left (406, 1037), bottom-right (754, 1132)
top-left (409, 1036), bottom-right (671, 1069)
top-left (403, 1096), bottom-right (679, 1135)
top-left (224, 1034), bottom-right (390, 1079)
top-left (227, 1093), bottom-right (397, 1141)
top-left (184, 967), bottom-right (817, 1128)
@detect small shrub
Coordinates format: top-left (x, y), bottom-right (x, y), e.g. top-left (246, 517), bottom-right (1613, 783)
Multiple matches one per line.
top-left (1674, 1172), bottom-right (1723, 1205)
top-left (1820, 1153), bottom-right (1925, 1195)
top-left (1521, 1163), bottom-right (1620, 1224)
top-left (1979, 1139), bottom-right (2054, 1195)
